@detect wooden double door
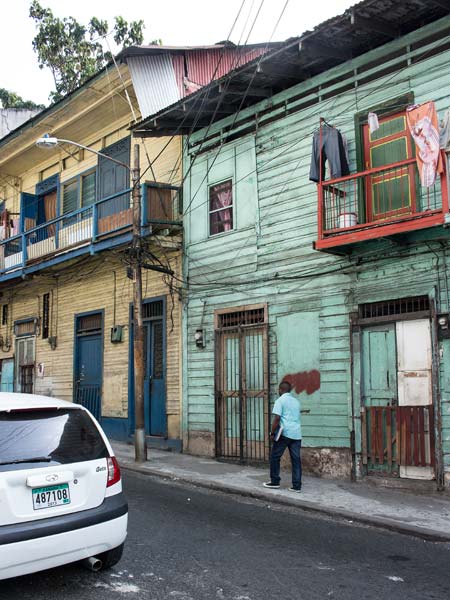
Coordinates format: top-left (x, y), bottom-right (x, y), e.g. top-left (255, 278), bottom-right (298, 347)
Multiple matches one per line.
top-left (360, 319), bottom-right (435, 478)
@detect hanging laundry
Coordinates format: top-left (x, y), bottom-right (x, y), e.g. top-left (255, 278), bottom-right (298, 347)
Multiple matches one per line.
top-left (11, 218), bottom-right (19, 236)
top-left (406, 101), bottom-right (443, 187)
top-left (368, 112), bottom-right (380, 134)
top-left (341, 132), bottom-right (350, 165)
top-left (439, 108), bottom-right (450, 149)
top-left (309, 125), bottom-right (350, 183)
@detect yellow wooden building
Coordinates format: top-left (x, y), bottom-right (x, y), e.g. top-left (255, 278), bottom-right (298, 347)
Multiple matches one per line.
top-left (0, 49), bottom-right (183, 446)
top-left (0, 42), bottom-right (270, 448)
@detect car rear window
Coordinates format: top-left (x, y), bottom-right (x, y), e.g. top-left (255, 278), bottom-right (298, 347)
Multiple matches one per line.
top-left (0, 408), bottom-right (109, 470)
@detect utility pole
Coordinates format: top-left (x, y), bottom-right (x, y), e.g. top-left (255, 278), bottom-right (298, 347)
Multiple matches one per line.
top-left (131, 143), bottom-right (147, 462)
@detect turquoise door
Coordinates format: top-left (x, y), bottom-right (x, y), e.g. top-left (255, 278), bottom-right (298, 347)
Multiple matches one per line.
top-left (143, 319), bottom-right (166, 436)
top-left (361, 324), bottom-right (398, 472)
top-left (1, 359), bottom-right (14, 392)
top-left (74, 313), bottom-right (103, 420)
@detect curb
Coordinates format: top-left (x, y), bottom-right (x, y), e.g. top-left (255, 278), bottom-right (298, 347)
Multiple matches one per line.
top-left (120, 460), bottom-right (450, 544)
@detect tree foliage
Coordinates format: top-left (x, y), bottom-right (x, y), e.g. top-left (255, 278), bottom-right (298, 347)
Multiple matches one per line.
top-left (0, 88), bottom-right (45, 110)
top-left (29, 1), bottom-right (145, 103)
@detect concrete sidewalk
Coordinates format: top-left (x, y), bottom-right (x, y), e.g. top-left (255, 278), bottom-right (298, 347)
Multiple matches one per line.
top-left (112, 441), bottom-right (450, 542)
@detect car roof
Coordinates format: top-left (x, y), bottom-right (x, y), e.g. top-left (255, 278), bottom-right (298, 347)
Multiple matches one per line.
top-left (0, 393), bottom-right (79, 412)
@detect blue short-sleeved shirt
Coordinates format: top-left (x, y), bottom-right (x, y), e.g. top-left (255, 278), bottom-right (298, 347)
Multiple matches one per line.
top-left (272, 392), bottom-right (301, 440)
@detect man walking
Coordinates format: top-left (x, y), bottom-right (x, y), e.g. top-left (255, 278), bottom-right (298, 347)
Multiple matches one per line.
top-left (263, 381), bottom-right (302, 492)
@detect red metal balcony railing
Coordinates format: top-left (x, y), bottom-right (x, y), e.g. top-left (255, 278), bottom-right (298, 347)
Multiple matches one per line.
top-left (316, 158), bottom-right (449, 251)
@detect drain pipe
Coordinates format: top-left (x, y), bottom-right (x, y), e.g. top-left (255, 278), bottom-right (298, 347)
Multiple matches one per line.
top-left (81, 556), bottom-right (103, 572)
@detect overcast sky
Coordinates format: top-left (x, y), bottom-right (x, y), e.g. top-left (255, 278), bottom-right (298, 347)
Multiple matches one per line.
top-left (1, 0), bottom-right (355, 106)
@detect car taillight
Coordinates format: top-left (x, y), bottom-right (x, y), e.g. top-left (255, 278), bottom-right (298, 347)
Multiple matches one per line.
top-left (106, 456), bottom-right (121, 487)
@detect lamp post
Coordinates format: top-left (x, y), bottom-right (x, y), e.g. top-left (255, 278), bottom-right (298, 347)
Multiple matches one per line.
top-left (36, 134), bottom-right (147, 463)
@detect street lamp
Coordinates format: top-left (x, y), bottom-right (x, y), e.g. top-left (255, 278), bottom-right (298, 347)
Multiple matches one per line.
top-left (36, 134), bottom-right (147, 463)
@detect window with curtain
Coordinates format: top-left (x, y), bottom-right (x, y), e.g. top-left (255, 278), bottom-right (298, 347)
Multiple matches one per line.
top-left (209, 179), bottom-right (233, 236)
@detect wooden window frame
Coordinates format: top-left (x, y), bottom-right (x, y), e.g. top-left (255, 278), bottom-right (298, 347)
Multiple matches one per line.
top-left (353, 93), bottom-right (414, 222)
top-left (209, 178), bottom-right (234, 237)
top-left (61, 168), bottom-right (97, 215)
top-left (214, 303), bottom-right (268, 330)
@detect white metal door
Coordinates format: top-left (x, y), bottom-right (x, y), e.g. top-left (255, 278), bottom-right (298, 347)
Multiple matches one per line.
top-left (396, 319), bottom-right (433, 479)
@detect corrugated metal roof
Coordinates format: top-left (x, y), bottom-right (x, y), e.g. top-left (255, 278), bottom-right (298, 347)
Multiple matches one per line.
top-left (171, 54), bottom-right (185, 98)
top-left (119, 42), bottom-right (277, 57)
top-left (185, 48), bottom-right (266, 86)
top-left (132, 0), bottom-right (450, 135)
top-left (127, 46), bottom-right (271, 119)
top-left (127, 54), bottom-right (180, 118)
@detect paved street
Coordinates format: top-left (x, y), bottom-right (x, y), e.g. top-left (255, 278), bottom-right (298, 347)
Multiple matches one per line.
top-left (2, 470), bottom-right (449, 600)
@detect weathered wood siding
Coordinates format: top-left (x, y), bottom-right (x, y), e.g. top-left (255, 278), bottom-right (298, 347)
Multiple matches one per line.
top-left (0, 251), bottom-right (182, 437)
top-left (0, 77), bottom-right (183, 441)
top-left (183, 15), bottom-right (450, 480)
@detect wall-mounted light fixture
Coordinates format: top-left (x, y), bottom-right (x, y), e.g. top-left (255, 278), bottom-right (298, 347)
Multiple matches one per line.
top-left (194, 328), bottom-right (205, 348)
top-left (437, 313), bottom-right (450, 339)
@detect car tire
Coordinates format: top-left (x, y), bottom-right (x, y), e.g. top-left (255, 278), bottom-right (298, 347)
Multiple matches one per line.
top-left (98, 543), bottom-right (125, 570)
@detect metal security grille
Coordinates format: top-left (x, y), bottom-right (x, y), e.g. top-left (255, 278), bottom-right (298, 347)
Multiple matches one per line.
top-left (76, 313), bottom-right (102, 335)
top-left (143, 300), bottom-right (163, 320)
top-left (76, 385), bottom-right (101, 420)
top-left (215, 306), bottom-right (269, 463)
top-left (14, 318), bottom-right (38, 337)
top-left (218, 307), bottom-right (265, 329)
top-left (359, 296), bottom-right (430, 320)
top-left (20, 365), bottom-right (34, 394)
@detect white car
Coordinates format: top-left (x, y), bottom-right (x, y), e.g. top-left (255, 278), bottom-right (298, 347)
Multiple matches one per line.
top-left (0, 393), bottom-right (128, 580)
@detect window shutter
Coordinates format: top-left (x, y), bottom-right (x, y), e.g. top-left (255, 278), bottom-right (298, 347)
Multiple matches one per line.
top-left (63, 181), bottom-right (78, 214)
top-left (81, 171), bottom-right (96, 207)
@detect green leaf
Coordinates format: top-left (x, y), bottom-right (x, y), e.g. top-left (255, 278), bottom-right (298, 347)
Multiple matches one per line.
top-left (29, 1), bottom-right (146, 103)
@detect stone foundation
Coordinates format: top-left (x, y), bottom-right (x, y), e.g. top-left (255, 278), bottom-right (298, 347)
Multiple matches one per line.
top-left (281, 447), bottom-right (352, 480)
top-left (186, 431), bottom-right (215, 457)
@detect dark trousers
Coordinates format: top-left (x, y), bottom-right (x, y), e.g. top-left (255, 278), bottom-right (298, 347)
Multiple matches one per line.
top-left (309, 127), bottom-right (349, 182)
top-left (270, 436), bottom-right (302, 489)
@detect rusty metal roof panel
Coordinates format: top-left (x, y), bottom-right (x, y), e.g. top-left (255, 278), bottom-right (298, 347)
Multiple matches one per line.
top-left (128, 47), bottom-right (270, 118)
top-left (132, 0), bottom-right (450, 135)
top-left (185, 48), bottom-right (267, 86)
top-left (171, 54), bottom-right (185, 98)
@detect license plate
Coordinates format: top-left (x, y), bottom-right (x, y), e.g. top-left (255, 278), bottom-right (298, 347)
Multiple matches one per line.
top-left (32, 483), bottom-right (71, 510)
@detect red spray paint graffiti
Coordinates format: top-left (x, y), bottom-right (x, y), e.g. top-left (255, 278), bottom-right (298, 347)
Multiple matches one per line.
top-left (282, 370), bottom-right (320, 395)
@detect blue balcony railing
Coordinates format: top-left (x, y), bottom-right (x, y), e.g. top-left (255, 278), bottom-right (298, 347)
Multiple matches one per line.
top-left (0, 183), bottom-right (181, 275)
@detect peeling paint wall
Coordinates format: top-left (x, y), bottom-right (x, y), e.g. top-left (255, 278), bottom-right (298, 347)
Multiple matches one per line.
top-left (182, 15), bottom-right (450, 481)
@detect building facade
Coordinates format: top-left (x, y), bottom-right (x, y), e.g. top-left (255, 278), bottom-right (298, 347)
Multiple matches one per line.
top-left (136, 1), bottom-right (450, 488)
top-left (0, 42), bottom-right (268, 448)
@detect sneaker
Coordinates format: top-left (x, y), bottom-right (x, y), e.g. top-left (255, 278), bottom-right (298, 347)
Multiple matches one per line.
top-left (289, 487), bottom-right (301, 493)
top-left (263, 482), bottom-right (280, 489)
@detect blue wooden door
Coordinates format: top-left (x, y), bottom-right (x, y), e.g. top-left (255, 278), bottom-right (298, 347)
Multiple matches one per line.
top-left (75, 314), bottom-right (103, 420)
top-left (144, 319), bottom-right (166, 436)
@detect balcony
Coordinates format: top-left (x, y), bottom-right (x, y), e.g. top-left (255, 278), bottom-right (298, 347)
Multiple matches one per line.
top-left (0, 182), bottom-right (181, 281)
top-left (314, 158), bottom-right (449, 253)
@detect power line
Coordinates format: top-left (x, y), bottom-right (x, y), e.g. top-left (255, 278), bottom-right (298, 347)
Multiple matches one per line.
top-left (181, 0), bottom-right (290, 218)
top-left (180, 32), bottom-right (450, 283)
top-left (136, 0), bottom-right (250, 185)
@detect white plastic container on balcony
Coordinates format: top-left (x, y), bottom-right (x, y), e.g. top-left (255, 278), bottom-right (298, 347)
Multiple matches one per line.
top-left (338, 212), bottom-right (357, 228)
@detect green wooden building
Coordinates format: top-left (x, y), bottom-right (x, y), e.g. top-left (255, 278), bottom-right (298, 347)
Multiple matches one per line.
top-left (134, 0), bottom-right (450, 489)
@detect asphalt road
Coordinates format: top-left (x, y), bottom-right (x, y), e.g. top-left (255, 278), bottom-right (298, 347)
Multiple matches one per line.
top-left (2, 470), bottom-right (450, 600)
